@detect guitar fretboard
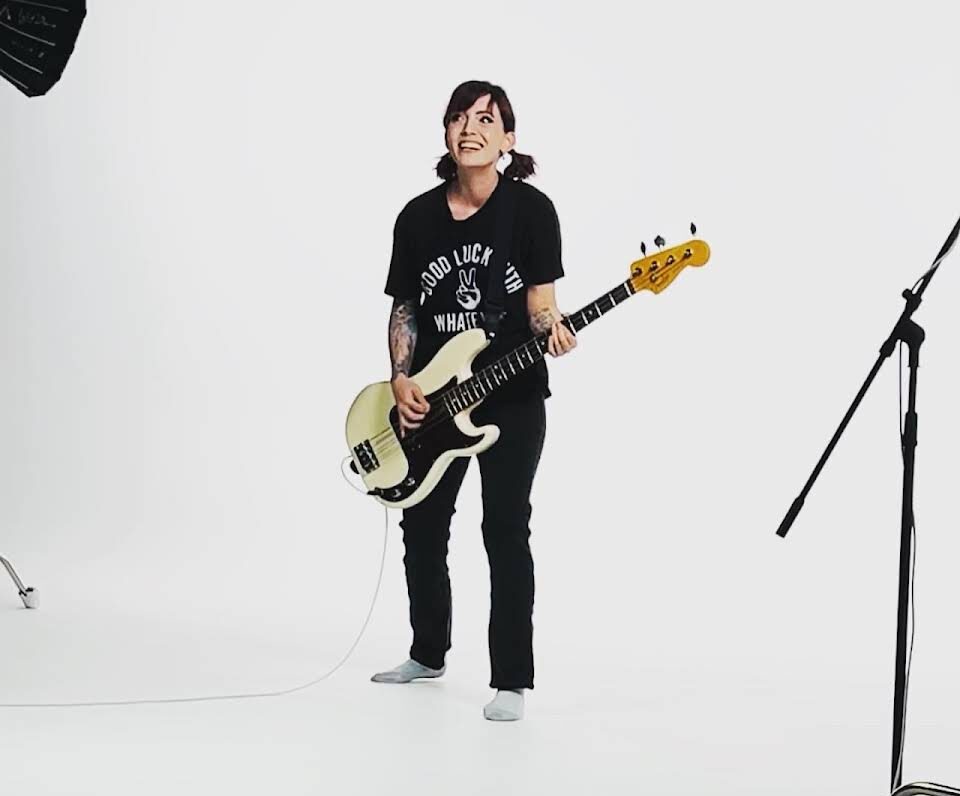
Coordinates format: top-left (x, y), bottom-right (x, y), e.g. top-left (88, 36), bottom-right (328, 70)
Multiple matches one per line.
top-left (437, 278), bottom-right (636, 416)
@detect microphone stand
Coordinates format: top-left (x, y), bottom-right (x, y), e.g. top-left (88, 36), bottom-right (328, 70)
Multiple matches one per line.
top-left (776, 214), bottom-right (960, 796)
top-left (1, 554), bottom-right (37, 608)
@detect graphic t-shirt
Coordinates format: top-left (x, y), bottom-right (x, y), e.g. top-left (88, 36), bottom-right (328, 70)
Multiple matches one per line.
top-left (384, 174), bottom-right (565, 405)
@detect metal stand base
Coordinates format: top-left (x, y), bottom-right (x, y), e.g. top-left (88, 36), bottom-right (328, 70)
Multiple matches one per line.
top-left (894, 784), bottom-right (960, 796)
top-left (1, 555), bottom-right (37, 609)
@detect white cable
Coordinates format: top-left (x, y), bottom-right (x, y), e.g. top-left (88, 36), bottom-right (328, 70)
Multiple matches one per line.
top-left (0, 459), bottom-right (389, 709)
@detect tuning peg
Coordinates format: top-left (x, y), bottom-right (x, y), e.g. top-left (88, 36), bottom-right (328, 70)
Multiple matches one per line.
top-left (654, 235), bottom-right (665, 248)
top-left (690, 222), bottom-right (697, 235)
top-left (640, 241), bottom-right (647, 255)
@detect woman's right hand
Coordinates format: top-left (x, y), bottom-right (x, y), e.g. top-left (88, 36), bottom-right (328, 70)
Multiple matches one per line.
top-left (391, 374), bottom-right (431, 437)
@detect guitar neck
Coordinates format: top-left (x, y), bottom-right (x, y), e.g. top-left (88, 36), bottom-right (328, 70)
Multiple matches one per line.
top-left (438, 278), bottom-right (636, 414)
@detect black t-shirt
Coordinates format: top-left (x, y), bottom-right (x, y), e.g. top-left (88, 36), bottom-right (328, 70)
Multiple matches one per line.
top-left (384, 174), bottom-right (565, 405)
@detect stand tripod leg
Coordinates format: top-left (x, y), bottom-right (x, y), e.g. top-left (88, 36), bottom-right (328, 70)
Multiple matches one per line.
top-left (893, 785), bottom-right (960, 796)
top-left (0, 554), bottom-right (37, 609)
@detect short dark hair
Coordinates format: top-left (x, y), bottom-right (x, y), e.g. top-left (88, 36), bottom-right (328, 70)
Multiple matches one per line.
top-left (435, 80), bottom-right (537, 182)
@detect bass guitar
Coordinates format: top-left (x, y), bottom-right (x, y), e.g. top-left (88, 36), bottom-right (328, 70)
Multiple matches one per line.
top-left (346, 234), bottom-right (711, 508)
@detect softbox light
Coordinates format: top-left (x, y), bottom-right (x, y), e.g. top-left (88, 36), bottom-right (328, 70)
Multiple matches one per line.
top-left (0, 0), bottom-right (86, 97)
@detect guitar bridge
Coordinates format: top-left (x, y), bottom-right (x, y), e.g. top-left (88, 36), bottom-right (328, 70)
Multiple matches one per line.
top-left (353, 439), bottom-right (380, 474)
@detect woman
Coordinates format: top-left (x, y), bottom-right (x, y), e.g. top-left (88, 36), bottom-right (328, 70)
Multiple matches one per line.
top-left (374, 80), bottom-right (577, 721)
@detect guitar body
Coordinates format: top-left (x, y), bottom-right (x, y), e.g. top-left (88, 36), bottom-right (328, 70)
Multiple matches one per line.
top-left (345, 328), bottom-right (500, 509)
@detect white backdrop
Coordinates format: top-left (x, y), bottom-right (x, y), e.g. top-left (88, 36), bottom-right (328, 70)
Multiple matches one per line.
top-left (2, 1), bottom-right (960, 794)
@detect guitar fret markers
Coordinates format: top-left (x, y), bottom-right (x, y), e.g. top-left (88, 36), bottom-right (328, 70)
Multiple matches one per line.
top-left (441, 279), bottom-right (634, 417)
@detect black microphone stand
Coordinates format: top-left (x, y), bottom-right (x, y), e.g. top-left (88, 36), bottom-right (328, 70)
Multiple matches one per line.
top-left (776, 215), bottom-right (960, 796)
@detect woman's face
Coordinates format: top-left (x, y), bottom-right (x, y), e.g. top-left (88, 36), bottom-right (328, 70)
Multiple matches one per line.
top-left (445, 94), bottom-right (515, 172)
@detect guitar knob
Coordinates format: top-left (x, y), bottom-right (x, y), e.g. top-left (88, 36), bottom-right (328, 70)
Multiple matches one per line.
top-left (690, 222), bottom-right (697, 235)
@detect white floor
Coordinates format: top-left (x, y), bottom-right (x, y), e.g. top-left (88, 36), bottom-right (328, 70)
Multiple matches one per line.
top-left (3, 565), bottom-right (959, 796)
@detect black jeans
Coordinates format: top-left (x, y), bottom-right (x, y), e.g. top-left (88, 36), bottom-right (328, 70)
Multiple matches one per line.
top-left (400, 392), bottom-right (547, 690)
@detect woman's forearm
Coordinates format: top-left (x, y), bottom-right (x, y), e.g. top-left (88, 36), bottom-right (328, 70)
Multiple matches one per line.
top-left (388, 298), bottom-right (418, 380)
top-left (527, 283), bottom-right (563, 335)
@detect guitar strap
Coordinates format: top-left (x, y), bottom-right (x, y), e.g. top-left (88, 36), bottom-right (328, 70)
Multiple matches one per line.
top-left (481, 175), bottom-right (519, 341)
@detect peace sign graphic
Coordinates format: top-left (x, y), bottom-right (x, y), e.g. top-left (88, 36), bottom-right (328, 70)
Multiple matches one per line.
top-left (456, 267), bottom-right (482, 310)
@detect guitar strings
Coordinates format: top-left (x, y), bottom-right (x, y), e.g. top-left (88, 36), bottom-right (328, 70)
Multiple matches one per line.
top-left (365, 306), bottom-right (597, 451)
top-left (362, 343), bottom-right (560, 470)
top-left (367, 347), bottom-right (543, 458)
top-left (357, 272), bottom-right (651, 464)
top-left (363, 335), bottom-right (553, 453)
top-left (361, 323), bottom-right (576, 466)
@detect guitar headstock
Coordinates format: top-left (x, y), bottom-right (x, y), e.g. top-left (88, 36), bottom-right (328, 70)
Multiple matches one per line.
top-left (629, 237), bottom-right (710, 295)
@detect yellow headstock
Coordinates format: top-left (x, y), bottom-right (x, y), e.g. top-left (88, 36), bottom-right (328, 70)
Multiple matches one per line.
top-left (629, 239), bottom-right (711, 294)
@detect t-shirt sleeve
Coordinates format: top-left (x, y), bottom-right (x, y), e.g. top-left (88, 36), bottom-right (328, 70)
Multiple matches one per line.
top-left (384, 207), bottom-right (420, 300)
top-left (519, 192), bottom-right (564, 285)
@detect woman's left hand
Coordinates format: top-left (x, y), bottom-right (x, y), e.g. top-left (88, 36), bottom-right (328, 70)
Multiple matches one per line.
top-left (547, 314), bottom-right (577, 357)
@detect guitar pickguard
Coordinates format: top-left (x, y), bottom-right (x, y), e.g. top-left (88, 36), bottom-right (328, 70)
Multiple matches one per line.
top-left (373, 376), bottom-right (484, 505)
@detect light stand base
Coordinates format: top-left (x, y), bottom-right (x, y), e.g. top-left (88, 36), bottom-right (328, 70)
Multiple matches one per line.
top-left (20, 586), bottom-right (38, 609)
top-left (1, 555), bottom-right (37, 609)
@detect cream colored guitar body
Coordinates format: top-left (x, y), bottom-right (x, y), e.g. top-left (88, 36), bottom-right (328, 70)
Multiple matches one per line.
top-left (345, 328), bottom-right (500, 509)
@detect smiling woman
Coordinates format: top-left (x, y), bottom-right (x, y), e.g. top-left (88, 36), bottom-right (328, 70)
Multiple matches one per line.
top-left (435, 81), bottom-right (537, 185)
top-left (370, 79), bottom-right (577, 722)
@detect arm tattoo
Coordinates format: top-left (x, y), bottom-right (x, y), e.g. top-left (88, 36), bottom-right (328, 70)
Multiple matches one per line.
top-left (529, 306), bottom-right (557, 336)
top-left (389, 298), bottom-right (418, 379)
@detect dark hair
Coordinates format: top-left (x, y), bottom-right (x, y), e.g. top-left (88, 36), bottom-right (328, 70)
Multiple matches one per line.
top-left (435, 80), bottom-right (537, 182)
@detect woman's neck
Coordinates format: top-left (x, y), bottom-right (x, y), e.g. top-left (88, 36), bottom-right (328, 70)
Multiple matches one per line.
top-left (451, 166), bottom-right (500, 209)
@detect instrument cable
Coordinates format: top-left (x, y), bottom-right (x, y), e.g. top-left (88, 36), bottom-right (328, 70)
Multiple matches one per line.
top-left (0, 458), bottom-right (387, 709)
